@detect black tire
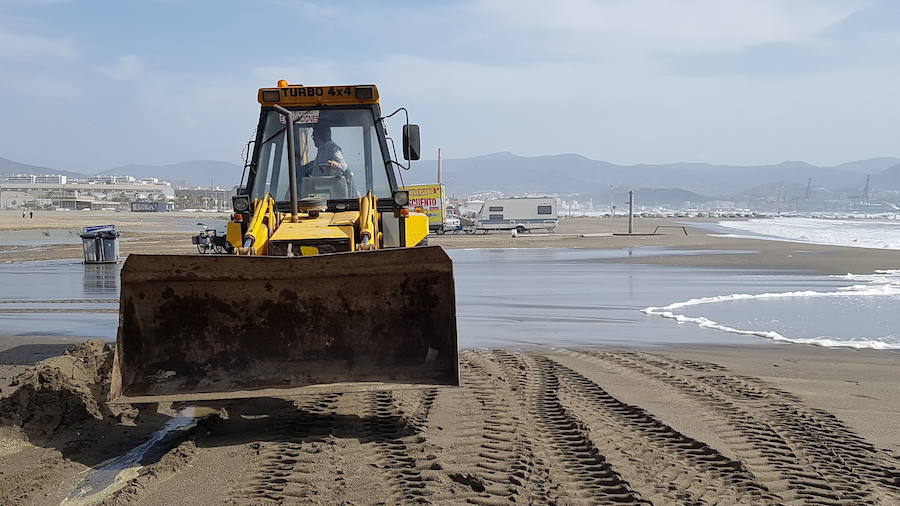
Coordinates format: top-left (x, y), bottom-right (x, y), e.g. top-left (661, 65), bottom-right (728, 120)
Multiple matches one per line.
top-left (435, 228), bottom-right (445, 235)
top-left (464, 228), bottom-right (476, 235)
top-left (515, 225), bottom-right (526, 234)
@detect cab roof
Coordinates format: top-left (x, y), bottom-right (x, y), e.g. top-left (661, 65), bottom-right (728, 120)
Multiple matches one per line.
top-left (258, 83), bottom-right (380, 107)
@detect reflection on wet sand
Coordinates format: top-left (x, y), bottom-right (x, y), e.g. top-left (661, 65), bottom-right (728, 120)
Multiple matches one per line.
top-left (0, 248), bottom-right (854, 348)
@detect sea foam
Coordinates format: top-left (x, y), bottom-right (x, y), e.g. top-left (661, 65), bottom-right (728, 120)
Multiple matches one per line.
top-left (716, 217), bottom-right (900, 250)
top-left (643, 270), bottom-right (900, 349)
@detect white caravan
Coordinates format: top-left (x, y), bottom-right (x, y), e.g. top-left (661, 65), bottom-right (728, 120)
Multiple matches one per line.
top-left (472, 197), bottom-right (558, 233)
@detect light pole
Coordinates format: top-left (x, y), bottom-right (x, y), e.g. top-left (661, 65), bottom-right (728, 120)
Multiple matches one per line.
top-left (627, 190), bottom-right (635, 234)
top-left (609, 185), bottom-right (614, 217)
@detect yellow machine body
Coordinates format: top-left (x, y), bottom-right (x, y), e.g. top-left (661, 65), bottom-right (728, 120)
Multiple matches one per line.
top-left (110, 84), bottom-right (457, 403)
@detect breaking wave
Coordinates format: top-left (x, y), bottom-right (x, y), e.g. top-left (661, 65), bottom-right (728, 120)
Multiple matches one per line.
top-left (715, 217), bottom-right (900, 250)
top-left (643, 270), bottom-right (900, 349)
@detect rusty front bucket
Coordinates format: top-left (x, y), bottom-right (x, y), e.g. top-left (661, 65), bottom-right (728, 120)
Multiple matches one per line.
top-left (109, 246), bottom-right (458, 403)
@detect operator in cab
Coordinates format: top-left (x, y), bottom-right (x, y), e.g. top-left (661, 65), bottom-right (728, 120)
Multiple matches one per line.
top-left (302, 125), bottom-right (348, 177)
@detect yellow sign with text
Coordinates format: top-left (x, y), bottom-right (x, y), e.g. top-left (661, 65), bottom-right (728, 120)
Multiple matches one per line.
top-left (258, 85), bottom-right (380, 106)
top-left (402, 184), bottom-right (445, 226)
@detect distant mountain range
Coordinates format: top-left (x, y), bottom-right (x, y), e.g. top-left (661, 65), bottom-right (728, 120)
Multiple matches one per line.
top-left (3, 153), bottom-right (900, 206)
top-left (0, 157), bottom-right (243, 187)
top-left (404, 152), bottom-right (900, 197)
top-left (97, 160), bottom-right (243, 187)
top-left (0, 157), bottom-right (86, 179)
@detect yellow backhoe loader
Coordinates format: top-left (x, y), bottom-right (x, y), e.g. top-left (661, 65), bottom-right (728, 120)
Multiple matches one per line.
top-left (109, 82), bottom-right (458, 403)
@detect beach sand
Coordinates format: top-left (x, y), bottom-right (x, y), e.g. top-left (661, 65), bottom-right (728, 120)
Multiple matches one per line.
top-left (3, 209), bottom-right (899, 273)
top-left (0, 210), bottom-right (228, 262)
top-left (1, 212), bottom-right (899, 504)
top-left (429, 217), bottom-right (900, 275)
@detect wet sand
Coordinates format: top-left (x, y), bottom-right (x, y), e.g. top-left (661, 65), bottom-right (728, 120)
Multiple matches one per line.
top-left (430, 217), bottom-right (900, 275)
top-left (1, 212), bottom-right (899, 504)
top-left (0, 210), bottom-right (228, 262)
top-left (4, 210), bottom-right (900, 274)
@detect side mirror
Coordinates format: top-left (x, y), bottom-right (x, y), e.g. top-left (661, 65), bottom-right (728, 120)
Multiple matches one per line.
top-left (402, 124), bottom-right (421, 161)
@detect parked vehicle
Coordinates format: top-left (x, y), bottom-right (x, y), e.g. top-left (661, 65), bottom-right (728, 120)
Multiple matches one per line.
top-left (471, 197), bottom-right (558, 233)
top-left (439, 216), bottom-right (463, 234)
top-left (130, 201), bottom-right (171, 212)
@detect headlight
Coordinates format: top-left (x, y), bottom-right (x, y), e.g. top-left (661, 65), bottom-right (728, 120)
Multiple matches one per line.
top-left (393, 190), bottom-right (410, 207)
top-left (232, 195), bottom-right (250, 212)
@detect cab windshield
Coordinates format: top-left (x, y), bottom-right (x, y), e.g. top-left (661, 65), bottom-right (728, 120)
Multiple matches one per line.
top-left (251, 107), bottom-right (393, 202)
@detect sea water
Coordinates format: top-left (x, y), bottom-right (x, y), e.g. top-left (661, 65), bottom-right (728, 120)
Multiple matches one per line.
top-left (643, 270), bottom-right (900, 349)
top-left (454, 248), bottom-right (899, 349)
top-left (0, 249), bottom-right (898, 350)
top-left (713, 217), bottom-right (900, 250)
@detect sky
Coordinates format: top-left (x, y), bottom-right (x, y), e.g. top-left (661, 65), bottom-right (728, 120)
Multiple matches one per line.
top-left (2, 0), bottom-right (900, 173)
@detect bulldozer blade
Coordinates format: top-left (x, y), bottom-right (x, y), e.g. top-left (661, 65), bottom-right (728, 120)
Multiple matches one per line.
top-left (109, 246), bottom-right (458, 403)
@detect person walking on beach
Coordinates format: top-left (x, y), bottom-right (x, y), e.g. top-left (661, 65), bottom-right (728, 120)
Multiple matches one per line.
top-left (29, 211), bottom-right (33, 219)
top-left (22, 211), bottom-right (26, 219)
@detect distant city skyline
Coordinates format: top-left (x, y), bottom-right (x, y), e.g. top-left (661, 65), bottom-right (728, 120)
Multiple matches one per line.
top-left (2, 0), bottom-right (900, 172)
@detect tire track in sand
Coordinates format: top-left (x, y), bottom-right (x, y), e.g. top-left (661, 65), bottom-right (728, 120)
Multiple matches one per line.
top-left (229, 393), bottom-right (342, 504)
top-left (490, 350), bottom-right (649, 504)
top-left (429, 351), bottom-right (556, 504)
top-left (629, 352), bottom-right (900, 500)
top-left (536, 355), bottom-right (775, 504)
top-left (587, 351), bottom-right (900, 504)
top-left (392, 387), bottom-right (438, 434)
top-left (361, 390), bottom-right (437, 504)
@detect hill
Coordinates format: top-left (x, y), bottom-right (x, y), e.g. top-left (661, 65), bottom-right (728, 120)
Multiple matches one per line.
top-left (98, 160), bottom-right (244, 187)
top-left (404, 153), bottom-right (868, 197)
top-left (4, 152), bottom-right (900, 200)
top-left (871, 162), bottom-right (900, 190)
top-left (832, 157), bottom-right (900, 175)
top-left (0, 157), bottom-right (86, 178)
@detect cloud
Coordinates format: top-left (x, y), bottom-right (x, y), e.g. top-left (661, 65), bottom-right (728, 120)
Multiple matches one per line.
top-left (251, 64), bottom-right (345, 86)
top-left (0, 28), bottom-right (76, 62)
top-left (251, 57), bottom-right (629, 106)
top-left (0, 0), bottom-right (71, 5)
top-left (98, 55), bottom-right (146, 80)
top-left (325, 54), bottom-right (652, 105)
top-left (473, 0), bottom-right (862, 55)
top-left (290, 50), bottom-right (898, 165)
top-left (264, 0), bottom-right (338, 18)
top-left (1, 0), bottom-right (896, 170)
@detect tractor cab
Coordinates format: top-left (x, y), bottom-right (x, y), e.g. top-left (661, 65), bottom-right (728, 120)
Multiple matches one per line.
top-left (241, 83), bottom-right (419, 211)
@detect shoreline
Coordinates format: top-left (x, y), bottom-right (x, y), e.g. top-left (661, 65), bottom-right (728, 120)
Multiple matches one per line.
top-left (1, 210), bottom-right (898, 276)
top-left (1, 213), bottom-right (899, 503)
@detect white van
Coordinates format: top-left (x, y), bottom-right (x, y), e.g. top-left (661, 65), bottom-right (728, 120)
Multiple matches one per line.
top-left (472, 197), bottom-right (558, 233)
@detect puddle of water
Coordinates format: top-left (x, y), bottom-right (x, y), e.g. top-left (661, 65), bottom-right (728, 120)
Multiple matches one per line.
top-left (0, 229), bottom-right (82, 247)
top-left (0, 260), bottom-right (120, 338)
top-left (62, 407), bottom-right (218, 505)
